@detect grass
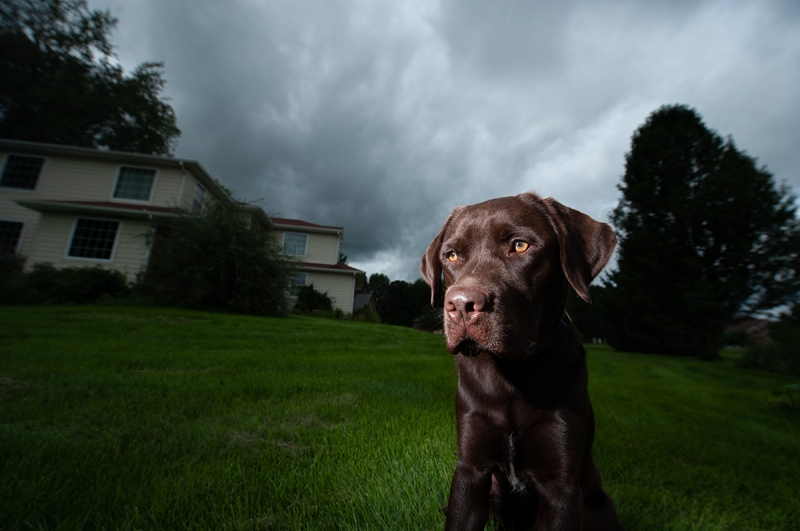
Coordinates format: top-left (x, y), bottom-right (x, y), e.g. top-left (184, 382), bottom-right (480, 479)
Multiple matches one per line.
top-left (0, 305), bottom-right (798, 530)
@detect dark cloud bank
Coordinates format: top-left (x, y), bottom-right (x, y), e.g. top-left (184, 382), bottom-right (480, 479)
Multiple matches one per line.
top-left (95, 0), bottom-right (800, 280)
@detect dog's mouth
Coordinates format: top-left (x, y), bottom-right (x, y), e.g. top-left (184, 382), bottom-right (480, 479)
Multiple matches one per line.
top-left (451, 337), bottom-right (486, 357)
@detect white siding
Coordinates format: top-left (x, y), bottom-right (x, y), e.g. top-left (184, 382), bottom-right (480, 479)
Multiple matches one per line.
top-left (0, 196), bottom-right (40, 258)
top-left (307, 272), bottom-right (357, 313)
top-left (0, 152), bottom-right (188, 208)
top-left (274, 230), bottom-right (340, 265)
top-left (27, 212), bottom-right (151, 280)
top-left (0, 151), bottom-right (44, 258)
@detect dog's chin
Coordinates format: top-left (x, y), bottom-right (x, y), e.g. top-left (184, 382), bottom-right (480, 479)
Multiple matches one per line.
top-left (449, 338), bottom-right (486, 357)
top-left (449, 336), bottom-right (535, 360)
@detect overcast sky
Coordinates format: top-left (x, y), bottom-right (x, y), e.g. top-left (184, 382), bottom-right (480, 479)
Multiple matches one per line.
top-left (91, 0), bottom-right (800, 281)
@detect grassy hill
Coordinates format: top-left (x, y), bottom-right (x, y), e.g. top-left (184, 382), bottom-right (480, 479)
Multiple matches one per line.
top-left (1, 305), bottom-right (798, 530)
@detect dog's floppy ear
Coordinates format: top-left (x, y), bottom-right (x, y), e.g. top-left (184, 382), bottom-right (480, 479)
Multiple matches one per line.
top-left (420, 209), bottom-right (459, 308)
top-left (542, 197), bottom-right (617, 303)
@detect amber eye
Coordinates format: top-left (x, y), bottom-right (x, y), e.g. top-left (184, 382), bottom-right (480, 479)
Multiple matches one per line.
top-left (446, 251), bottom-right (458, 262)
top-left (513, 240), bottom-right (529, 253)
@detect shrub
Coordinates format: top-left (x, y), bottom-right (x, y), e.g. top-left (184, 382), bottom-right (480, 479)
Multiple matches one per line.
top-left (0, 259), bottom-right (129, 304)
top-left (293, 284), bottom-right (333, 314)
top-left (137, 203), bottom-right (291, 316)
top-left (353, 305), bottom-right (381, 323)
top-left (725, 329), bottom-right (753, 348)
top-left (739, 305), bottom-right (800, 376)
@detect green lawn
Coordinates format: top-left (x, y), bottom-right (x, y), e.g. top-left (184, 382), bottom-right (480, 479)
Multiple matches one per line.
top-left (1, 305), bottom-right (798, 530)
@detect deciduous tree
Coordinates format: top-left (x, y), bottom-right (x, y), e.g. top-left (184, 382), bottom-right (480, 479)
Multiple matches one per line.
top-left (0, 0), bottom-right (180, 155)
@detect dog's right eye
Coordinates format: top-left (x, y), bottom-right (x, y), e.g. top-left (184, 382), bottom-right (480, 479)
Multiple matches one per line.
top-left (446, 251), bottom-right (458, 262)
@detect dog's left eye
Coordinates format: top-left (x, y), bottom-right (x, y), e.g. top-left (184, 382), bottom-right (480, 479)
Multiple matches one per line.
top-left (513, 240), bottom-right (529, 253)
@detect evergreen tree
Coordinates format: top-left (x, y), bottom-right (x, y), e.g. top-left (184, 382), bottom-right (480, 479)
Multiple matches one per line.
top-left (605, 105), bottom-right (800, 359)
top-left (0, 0), bottom-right (180, 155)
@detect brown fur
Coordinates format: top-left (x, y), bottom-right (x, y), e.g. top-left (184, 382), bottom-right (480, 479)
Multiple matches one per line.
top-left (420, 192), bottom-right (624, 530)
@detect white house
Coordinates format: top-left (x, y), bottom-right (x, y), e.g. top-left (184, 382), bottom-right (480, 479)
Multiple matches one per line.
top-left (0, 140), bottom-right (364, 313)
top-left (272, 217), bottom-right (365, 313)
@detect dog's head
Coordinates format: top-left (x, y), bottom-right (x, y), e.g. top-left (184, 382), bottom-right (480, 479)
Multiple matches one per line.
top-left (420, 192), bottom-right (617, 359)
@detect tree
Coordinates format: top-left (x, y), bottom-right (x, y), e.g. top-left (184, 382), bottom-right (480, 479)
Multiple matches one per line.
top-left (378, 279), bottom-right (430, 327)
top-left (605, 105), bottom-right (800, 359)
top-left (0, 0), bottom-right (180, 155)
top-left (361, 274), bottom-right (430, 326)
top-left (138, 203), bottom-right (292, 316)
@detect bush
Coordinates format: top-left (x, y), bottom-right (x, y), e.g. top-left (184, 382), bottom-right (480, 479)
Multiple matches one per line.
top-left (0, 258), bottom-right (129, 304)
top-left (137, 203), bottom-right (291, 316)
top-left (353, 305), bottom-right (381, 323)
top-left (293, 284), bottom-right (333, 314)
top-left (724, 329), bottom-right (753, 348)
top-left (739, 305), bottom-right (800, 376)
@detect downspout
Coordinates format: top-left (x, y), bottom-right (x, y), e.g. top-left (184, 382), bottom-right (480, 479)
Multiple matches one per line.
top-left (177, 160), bottom-right (187, 209)
top-left (142, 211), bottom-right (155, 272)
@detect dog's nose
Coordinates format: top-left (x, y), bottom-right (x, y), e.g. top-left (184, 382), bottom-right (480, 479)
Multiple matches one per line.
top-left (445, 287), bottom-right (487, 323)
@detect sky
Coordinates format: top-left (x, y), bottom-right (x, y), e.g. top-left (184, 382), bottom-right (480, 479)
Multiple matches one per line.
top-left (91, 0), bottom-right (800, 281)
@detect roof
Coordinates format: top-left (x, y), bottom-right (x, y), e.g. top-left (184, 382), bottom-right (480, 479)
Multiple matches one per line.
top-left (353, 293), bottom-right (374, 312)
top-left (271, 217), bottom-right (343, 235)
top-left (14, 199), bottom-right (184, 218)
top-left (289, 261), bottom-right (365, 275)
top-left (0, 139), bottom-right (235, 208)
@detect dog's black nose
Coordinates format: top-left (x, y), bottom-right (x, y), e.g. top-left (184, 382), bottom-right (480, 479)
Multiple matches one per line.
top-left (445, 287), bottom-right (487, 323)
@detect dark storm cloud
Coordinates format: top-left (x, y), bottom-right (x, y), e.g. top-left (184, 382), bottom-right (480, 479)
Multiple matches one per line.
top-left (95, 0), bottom-right (800, 280)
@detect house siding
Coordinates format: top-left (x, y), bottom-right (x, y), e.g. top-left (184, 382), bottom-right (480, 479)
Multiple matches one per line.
top-left (27, 212), bottom-right (151, 278)
top-left (274, 230), bottom-right (341, 265)
top-left (1, 151), bottom-right (189, 208)
top-left (307, 272), bottom-right (356, 313)
top-left (0, 198), bottom-right (39, 258)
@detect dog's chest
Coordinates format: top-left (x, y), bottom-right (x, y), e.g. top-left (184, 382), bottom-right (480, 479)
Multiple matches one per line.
top-left (502, 432), bottom-right (528, 493)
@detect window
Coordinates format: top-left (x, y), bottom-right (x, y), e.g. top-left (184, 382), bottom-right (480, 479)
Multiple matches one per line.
top-left (67, 218), bottom-right (120, 260)
top-left (113, 166), bottom-right (156, 201)
top-left (289, 273), bottom-right (307, 297)
top-left (1, 155), bottom-right (44, 190)
top-left (191, 183), bottom-right (206, 213)
top-left (0, 220), bottom-right (24, 255)
top-left (282, 232), bottom-right (308, 256)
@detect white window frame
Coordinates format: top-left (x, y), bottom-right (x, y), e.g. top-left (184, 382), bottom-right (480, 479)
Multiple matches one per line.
top-left (64, 217), bottom-right (122, 262)
top-left (0, 219), bottom-right (27, 255)
top-left (191, 182), bottom-right (207, 213)
top-left (289, 272), bottom-right (308, 297)
top-left (110, 165), bottom-right (158, 203)
top-left (0, 154), bottom-right (46, 192)
top-left (282, 232), bottom-right (308, 257)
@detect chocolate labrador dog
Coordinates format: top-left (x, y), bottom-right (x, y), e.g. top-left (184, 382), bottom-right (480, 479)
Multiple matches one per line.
top-left (420, 192), bottom-right (624, 531)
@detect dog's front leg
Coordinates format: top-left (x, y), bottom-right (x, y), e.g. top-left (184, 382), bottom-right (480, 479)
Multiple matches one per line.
top-left (532, 483), bottom-right (583, 531)
top-left (444, 462), bottom-right (492, 531)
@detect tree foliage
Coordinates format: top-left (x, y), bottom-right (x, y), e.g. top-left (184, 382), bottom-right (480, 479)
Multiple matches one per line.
top-left (138, 204), bottom-right (292, 316)
top-left (604, 105), bottom-right (800, 359)
top-left (362, 273), bottom-right (430, 327)
top-left (0, 0), bottom-right (180, 155)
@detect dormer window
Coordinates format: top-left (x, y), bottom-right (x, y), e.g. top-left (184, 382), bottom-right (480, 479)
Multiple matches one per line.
top-left (1, 155), bottom-right (44, 190)
top-left (113, 166), bottom-right (156, 201)
top-left (282, 232), bottom-right (308, 256)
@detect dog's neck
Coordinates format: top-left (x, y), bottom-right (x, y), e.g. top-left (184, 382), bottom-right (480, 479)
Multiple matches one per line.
top-left (531, 306), bottom-right (570, 355)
